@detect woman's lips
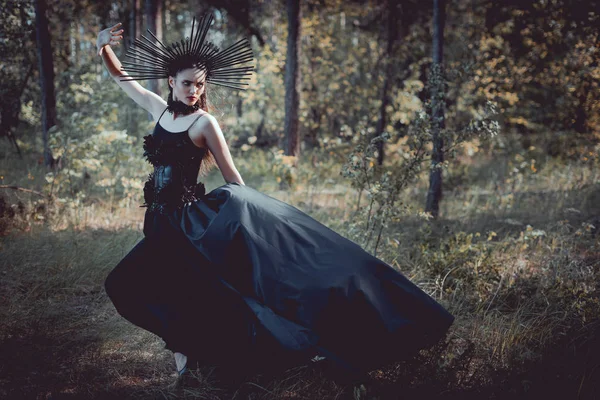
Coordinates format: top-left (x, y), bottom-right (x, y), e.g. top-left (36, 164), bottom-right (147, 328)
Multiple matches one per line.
top-left (187, 96), bottom-right (197, 101)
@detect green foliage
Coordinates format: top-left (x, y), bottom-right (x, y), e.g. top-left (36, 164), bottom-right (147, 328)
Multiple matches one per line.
top-left (467, 1), bottom-right (600, 134)
top-left (43, 67), bottom-right (152, 222)
top-left (341, 96), bottom-right (500, 254)
top-left (1, 2), bottom-right (599, 395)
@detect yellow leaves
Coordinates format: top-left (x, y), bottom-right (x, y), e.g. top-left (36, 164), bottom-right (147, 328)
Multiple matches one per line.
top-left (97, 130), bottom-right (128, 144)
top-left (500, 91), bottom-right (519, 105)
top-left (403, 79), bottom-right (424, 93)
top-left (108, 109), bottom-right (119, 123)
top-left (479, 34), bottom-right (504, 52)
top-left (73, 158), bottom-right (102, 171)
top-left (461, 138), bottom-right (481, 156)
top-left (120, 177), bottom-right (143, 190)
top-left (96, 178), bottom-right (116, 187)
top-left (507, 116), bottom-right (531, 128)
top-left (417, 210), bottom-right (434, 220)
top-left (390, 90), bottom-right (423, 125)
top-left (530, 159), bottom-right (537, 173)
top-left (281, 155), bottom-right (297, 167)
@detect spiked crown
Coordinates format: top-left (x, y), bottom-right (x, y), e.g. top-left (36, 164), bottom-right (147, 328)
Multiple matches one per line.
top-left (119, 13), bottom-right (254, 91)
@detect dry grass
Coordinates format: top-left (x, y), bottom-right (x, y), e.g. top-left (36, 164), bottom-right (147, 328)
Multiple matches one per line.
top-left (1, 135), bottom-right (599, 399)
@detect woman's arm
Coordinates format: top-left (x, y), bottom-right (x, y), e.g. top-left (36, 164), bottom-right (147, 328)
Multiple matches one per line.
top-left (97, 22), bottom-right (166, 120)
top-left (190, 115), bottom-right (245, 185)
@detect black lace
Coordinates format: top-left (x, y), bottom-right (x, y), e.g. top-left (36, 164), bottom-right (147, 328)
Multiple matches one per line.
top-left (141, 133), bottom-right (207, 213)
top-left (142, 134), bottom-right (205, 167)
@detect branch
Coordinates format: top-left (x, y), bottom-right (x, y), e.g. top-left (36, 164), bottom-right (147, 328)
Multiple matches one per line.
top-left (0, 185), bottom-right (47, 197)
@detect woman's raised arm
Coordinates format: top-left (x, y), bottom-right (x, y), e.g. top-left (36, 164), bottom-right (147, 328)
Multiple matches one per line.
top-left (97, 22), bottom-right (166, 119)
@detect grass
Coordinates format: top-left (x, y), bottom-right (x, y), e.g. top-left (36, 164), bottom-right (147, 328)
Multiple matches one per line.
top-left (0, 133), bottom-right (599, 399)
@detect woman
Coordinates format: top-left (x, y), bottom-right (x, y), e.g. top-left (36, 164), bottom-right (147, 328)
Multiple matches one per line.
top-left (97, 15), bottom-right (454, 379)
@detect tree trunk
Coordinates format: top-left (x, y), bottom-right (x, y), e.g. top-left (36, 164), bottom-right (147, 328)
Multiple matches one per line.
top-left (127, 0), bottom-right (140, 51)
top-left (284, 0), bottom-right (301, 162)
top-left (34, 0), bottom-right (57, 168)
top-left (127, 0), bottom-right (142, 132)
top-left (425, 0), bottom-right (446, 218)
top-left (72, 23), bottom-right (79, 65)
top-left (237, 95), bottom-right (243, 118)
top-left (135, 0), bottom-right (142, 43)
top-left (7, 65), bottom-right (34, 157)
top-left (573, 80), bottom-right (589, 133)
top-left (203, 0), bottom-right (265, 46)
top-left (145, 0), bottom-right (163, 97)
top-left (374, 0), bottom-right (400, 166)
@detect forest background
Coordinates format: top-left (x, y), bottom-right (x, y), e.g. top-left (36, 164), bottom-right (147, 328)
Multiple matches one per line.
top-left (1, 0), bottom-right (599, 399)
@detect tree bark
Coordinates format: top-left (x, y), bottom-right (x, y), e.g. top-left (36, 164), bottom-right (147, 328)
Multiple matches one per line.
top-left (284, 0), bottom-right (302, 162)
top-left (34, 0), bottom-right (57, 168)
top-left (134, 0), bottom-right (142, 47)
top-left (425, 0), bottom-right (446, 218)
top-left (145, 0), bottom-right (163, 97)
top-left (203, 0), bottom-right (265, 46)
top-left (127, 0), bottom-right (143, 131)
top-left (374, 0), bottom-right (400, 165)
top-left (4, 64), bottom-right (34, 157)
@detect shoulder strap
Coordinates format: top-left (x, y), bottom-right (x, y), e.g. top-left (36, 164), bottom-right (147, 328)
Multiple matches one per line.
top-left (186, 113), bottom-right (207, 131)
top-left (157, 107), bottom-right (168, 124)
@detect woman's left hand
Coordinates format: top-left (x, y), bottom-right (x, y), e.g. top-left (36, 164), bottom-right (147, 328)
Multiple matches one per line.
top-left (97, 22), bottom-right (124, 56)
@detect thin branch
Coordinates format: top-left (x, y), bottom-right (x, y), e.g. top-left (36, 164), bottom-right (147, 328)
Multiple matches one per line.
top-left (0, 185), bottom-right (47, 197)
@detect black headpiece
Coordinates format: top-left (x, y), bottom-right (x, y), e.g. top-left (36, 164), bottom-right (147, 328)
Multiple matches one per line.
top-left (119, 13), bottom-right (254, 91)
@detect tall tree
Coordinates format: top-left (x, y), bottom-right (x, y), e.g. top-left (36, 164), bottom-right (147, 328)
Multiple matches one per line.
top-left (425, 0), bottom-right (446, 217)
top-left (34, 0), bottom-right (57, 167)
top-left (126, 0), bottom-right (143, 131)
top-left (145, 0), bottom-right (163, 97)
top-left (203, 0), bottom-right (266, 46)
top-left (373, 0), bottom-right (400, 165)
top-left (134, 0), bottom-right (142, 45)
top-left (284, 0), bottom-right (302, 162)
top-left (127, 0), bottom-right (142, 51)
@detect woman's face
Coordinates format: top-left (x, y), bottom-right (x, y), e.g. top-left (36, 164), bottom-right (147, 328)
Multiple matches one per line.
top-left (168, 67), bottom-right (206, 106)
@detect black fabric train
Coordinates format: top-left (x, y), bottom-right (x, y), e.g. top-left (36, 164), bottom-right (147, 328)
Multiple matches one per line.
top-left (105, 115), bottom-right (455, 374)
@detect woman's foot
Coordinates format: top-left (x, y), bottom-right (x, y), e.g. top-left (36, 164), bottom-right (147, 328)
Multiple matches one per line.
top-left (174, 352), bottom-right (188, 375)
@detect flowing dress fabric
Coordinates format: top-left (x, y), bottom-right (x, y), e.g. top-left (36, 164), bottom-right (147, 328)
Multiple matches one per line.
top-left (105, 120), bottom-right (455, 373)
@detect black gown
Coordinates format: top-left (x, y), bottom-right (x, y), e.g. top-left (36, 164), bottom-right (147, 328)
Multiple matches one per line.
top-left (104, 113), bottom-right (455, 374)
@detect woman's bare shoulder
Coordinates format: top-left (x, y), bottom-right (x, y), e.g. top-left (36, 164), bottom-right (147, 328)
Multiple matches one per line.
top-left (192, 112), bottom-right (219, 130)
top-left (188, 111), bottom-right (218, 144)
top-left (199, 111), bottom-right (217, 123)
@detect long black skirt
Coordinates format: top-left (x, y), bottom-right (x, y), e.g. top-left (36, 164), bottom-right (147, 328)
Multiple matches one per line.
top-left (105, 182), bottom-right (454, 373)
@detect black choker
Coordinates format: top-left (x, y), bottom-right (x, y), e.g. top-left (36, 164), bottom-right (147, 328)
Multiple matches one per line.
top-left (167, 95), bottom-right (200, 116)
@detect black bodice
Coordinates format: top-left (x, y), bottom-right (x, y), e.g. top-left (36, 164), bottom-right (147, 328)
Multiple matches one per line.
top-left (141, 122), bottom-right (208, 214)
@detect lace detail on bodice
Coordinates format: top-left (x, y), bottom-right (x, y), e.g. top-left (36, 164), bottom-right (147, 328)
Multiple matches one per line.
top-left (141, 125), bottom-right (207, 214)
